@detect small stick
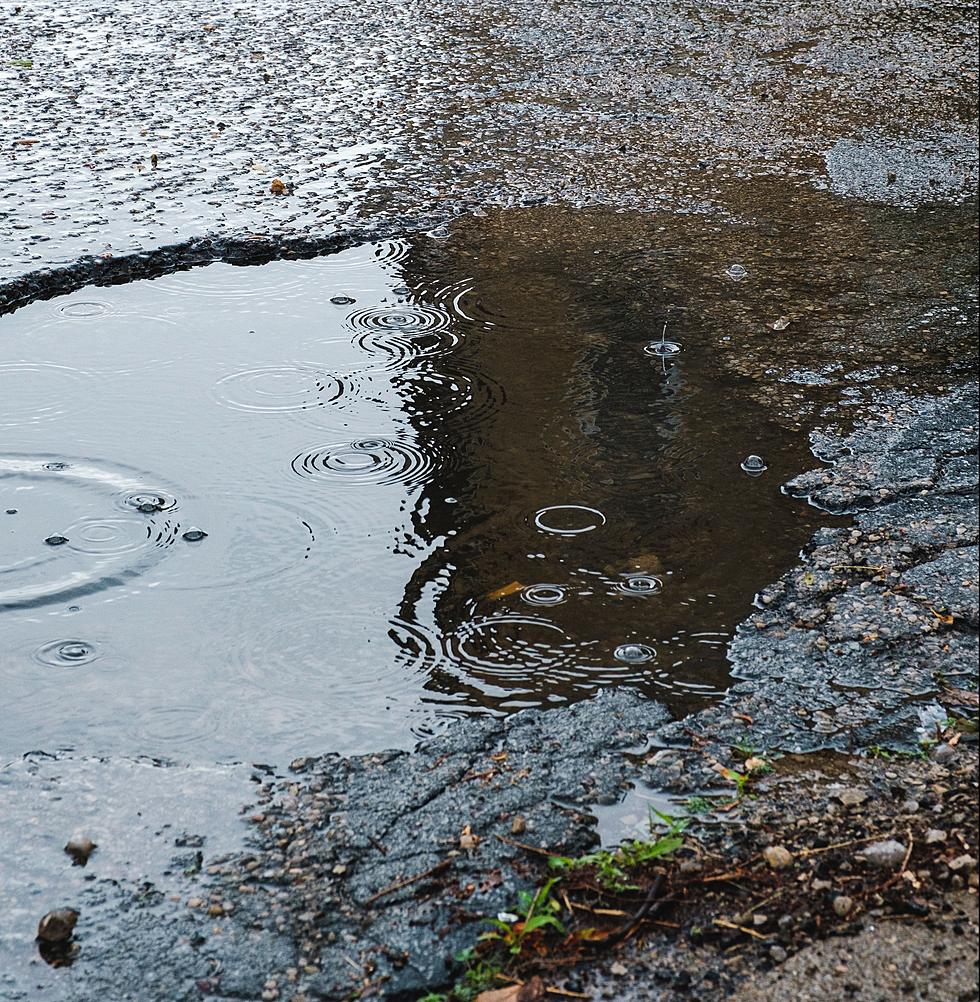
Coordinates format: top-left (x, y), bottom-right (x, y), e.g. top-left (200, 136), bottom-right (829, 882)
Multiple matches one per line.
top-left (495, 834), bottom-right (557, 857)
top-left (797, 835), bottom-right (881, 858)
top-left (546, 988), bottom-right (591, 999)
top-left (363, 859), bottom-right (451, 905)
top-left (713, 918), bottom-right (768, 941)
top-left (881, 830), bottom-right (915, 891)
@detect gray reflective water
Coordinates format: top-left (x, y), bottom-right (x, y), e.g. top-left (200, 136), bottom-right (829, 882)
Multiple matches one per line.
top-left (2, 197), bottom-right (976, 762)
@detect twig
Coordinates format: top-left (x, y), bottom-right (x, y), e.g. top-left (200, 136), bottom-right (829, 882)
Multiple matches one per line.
top-left (546, 988), bottom-right (590, 998)
top-left (713, 918), bottom-right (768, 941)
top-left (495, 834), bottom-right (557, 858)
top-left (797, 835), bottom-right (881, 858)
top-left (363, 859), bottom-right (451, 905)
top-left (605, 875), bottom-right (664, 945)
top-left (881, 829), bottom-right (915, 891)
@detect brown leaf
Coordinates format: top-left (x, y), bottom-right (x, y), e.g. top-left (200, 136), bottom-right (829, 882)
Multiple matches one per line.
top-left (941, 686), bottom-right (979, 708)
top-left (459, 824), bottom-right (481, 851)
top-left (269, 178), bottom-right (287, 195)
top-left (475, 977), bottom-right (544, 1002)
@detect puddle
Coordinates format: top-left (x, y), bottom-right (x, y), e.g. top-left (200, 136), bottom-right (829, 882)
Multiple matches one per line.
top-left (1, 197), bottom-right (975, 763)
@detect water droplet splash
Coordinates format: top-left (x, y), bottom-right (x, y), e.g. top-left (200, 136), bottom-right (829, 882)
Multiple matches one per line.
top-left (644, 323), bottom-right (681, 357)
top-left (615, 574), bottom-right (664, 596)
top-left (726, 263), bottom-right (748, 281)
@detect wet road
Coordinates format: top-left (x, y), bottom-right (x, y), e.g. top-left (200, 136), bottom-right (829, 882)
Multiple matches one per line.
top-left (1, 0), bottom-right (976, 293)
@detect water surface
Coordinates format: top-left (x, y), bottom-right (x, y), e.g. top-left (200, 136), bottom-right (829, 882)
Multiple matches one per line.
top-left (2, 198), bottom-right (975, 761)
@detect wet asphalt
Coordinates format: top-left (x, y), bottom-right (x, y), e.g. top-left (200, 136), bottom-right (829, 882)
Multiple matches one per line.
top-left (1, 0), bottom-right (978, 999)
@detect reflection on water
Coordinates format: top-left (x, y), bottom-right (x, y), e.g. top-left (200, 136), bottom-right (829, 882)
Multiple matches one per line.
top-left (1, 194), bottom-right (975, 761)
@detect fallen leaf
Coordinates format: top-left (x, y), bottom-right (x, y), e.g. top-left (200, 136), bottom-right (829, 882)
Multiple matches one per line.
top-left (486, 580), bottom-right (524, 600)
top-left (930, 607), bottom-right (955, 625)
top-left (475, 977), bottom-right (544, 1002)
top-left (269, 178), bottom-right (287, 195)
top-left (459, 824), bottom-right (481, 851)
top-left (941, 687), bottom-right (979, 708)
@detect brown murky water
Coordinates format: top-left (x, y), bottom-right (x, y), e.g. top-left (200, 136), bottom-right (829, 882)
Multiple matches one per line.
top-left (1, 190), bottom-right (976, 761)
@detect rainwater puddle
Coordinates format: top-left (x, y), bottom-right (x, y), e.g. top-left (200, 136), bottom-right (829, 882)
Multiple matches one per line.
top-left (1, 201), bottom-right (975, 762)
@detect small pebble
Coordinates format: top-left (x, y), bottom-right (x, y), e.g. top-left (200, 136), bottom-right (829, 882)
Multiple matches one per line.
top-left (858, 839), bottom-right (907, 869)
top-left (832, 895), bottom-right (854, 917)
top-left (37, 908), bottom-right (78, 943)
top-left (764, 845), bottom-right (794, 870)
top-left (64, 835), bottom-right (97, 867)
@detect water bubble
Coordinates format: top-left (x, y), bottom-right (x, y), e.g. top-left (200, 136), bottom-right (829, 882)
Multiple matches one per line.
top-left (5, 508), bottom-right (16, 515)
top-left (44, 535), bottom-right (69, 546)
top-left (532, 505), bottom-right (607, 536)
top-left (740, 455), bottom-right (768, 476)
top-left (521, 584), bottom-right (568, 607)
top-left (614, 643), bottom-right (657, 663)
top-left (615, 574), bottom-right (664, 596)
top-left (330, 295), bottom-right (356, 306)
top-left (726, 264), bottom-right (748, 281)
top-left (182, 528), bottom-right (208, 542)
top-left (44, 462), bottom-right (70, 471)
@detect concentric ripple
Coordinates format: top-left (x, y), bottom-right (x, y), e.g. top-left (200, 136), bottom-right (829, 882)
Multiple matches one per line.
top-left (442, 614), bottom-right (585, 679)
top-left (65, 515), bottom-right (175, 557)
top-left (117, 489), bottom-right (180, 514)
top-left (33, 639), bottom-right (102, 668)
top-left (400, 362), bottom-right (507, 430)
top-left (212, 363), bottom-right (350, 413)
top-left (614, 574), bottom-right (664, 596)
top-left (521, 583), bottom-right (569, 607)
top-left (533, 504), bottom-right (607, 535)
top-left (348, 304), bottom-right (461, 367)
top-left (0, 455), bottom-right (185, 609)
top-left (291, 437), bottom-right (442, 490)
top-left (0, 363), bottom-right (99, 428)
top-left (57, 301), bottom-right (111, 319)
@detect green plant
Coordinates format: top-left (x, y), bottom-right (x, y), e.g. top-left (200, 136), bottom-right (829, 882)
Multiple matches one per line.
top-left (480, 877), bottom-right (565, 956)
top-left (685, 796), bottom-right (712, 815)
top-left (8, 58), bottom-right (33, 68)
top-left (549, 810), bottom-right (688, 891)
